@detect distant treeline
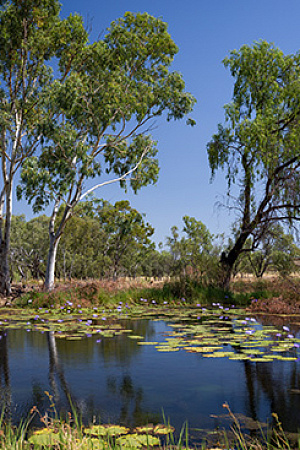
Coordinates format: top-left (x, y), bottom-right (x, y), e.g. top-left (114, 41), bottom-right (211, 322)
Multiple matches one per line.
top-left (9, 200), bottom-right (300, 285)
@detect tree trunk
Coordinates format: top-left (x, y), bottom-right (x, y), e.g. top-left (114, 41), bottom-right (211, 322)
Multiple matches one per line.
top-left (44, 235), bottom-right (60, 291)
top-left (219, 230), bottom-right (250, 290)
top-left (0, 186), bottom-right (12, 296)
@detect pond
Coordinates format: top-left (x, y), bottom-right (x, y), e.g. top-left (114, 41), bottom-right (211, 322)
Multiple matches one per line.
top-left (1, 304), bottom-right (300, 445)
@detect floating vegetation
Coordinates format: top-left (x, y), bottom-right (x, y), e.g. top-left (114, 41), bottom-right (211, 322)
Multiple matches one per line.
top-left (0, 303), bottom-right (299, 363)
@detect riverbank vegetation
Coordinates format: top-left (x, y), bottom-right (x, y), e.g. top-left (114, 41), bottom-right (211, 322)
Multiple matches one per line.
top-left (4, 204), bottom-right (299, 308)
top-left (0, 402), bottom-right (300, 449)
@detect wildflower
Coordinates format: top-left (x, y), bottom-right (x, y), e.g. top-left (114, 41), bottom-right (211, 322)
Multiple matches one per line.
top-left (288, 334), bottom-right (294, 339)
top-left (96, 339), bottom-right (101, 343)
top-left (93, 314), bottom-right (98, 318)
top-left (283, 326), bottom-right (290, 332)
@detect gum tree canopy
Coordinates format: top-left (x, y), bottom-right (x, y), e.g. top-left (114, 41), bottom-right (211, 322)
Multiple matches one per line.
top-left (17, 10), bottom-right (195, 291)
top-left (0, 0), bottom-right (88, 295)
top-left (207, 41), bottom-right (300, 289)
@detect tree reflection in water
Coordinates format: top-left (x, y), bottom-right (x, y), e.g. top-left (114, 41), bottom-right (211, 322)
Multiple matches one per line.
top-left (0, 331), bottom-right (11, 419)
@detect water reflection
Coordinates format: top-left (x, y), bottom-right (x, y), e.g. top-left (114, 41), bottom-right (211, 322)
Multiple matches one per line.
top-left (0, 320), bottom-right (300, 440)
top-left (0, 331), bottom-right (11, 418)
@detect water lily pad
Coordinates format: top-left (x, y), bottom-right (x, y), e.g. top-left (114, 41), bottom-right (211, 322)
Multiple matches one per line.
top-left (153, 424), bottom-right (175, 435)
top-left (84, 425), bottom-right (130, 436)
top-left (155, 346), bottom-right (179, 352)
top-left (115, 434), bottom-right (143, 448)
top-left (135, 434), bottom-right (160, 446)
top-left (135, 424), bottom-right (155, 433)
top-left (28, 428), bottom-right (60, 445)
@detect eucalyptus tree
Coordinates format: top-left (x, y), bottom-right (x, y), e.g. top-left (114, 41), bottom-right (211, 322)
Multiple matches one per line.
top-left (10, 214), bottom-right (48, 281)
top-left (95, 200), bottom-right (154, 280)
top-left (166, 216), bottom-right (215, 281)
top-left (17, 12), bottom-right (196, 290)
top-left (0, 0), bottom-right (88, 294)
top-left (182, 215), bottom-right (214, 281)
top-left (207, 41), bottom-right (300, 289)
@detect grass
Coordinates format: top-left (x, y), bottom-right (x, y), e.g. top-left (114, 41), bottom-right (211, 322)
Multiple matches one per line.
top-left (0, 402), bottom-right (300, 449)
top-left (14, 277), bottom-right (259, 311)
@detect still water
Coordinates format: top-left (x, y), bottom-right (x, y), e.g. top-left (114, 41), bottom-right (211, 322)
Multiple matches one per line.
top-left (1, 318), bottom-right (300, 440)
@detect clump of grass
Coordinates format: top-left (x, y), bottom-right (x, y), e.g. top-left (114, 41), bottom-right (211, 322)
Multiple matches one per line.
top-left (0, 401), bottom-right (299, 449)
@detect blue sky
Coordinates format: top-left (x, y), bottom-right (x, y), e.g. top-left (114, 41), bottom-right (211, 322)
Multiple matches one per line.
top-left (15, 0), bottom-right (300, 245)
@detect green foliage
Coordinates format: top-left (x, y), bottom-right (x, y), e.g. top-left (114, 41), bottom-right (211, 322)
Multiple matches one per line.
top-left (17, 11), bottom-right (195, 212)
top-left (207, 41), bottom-right (300, 287)
top-left (166, 216), bottom-right (219, 284)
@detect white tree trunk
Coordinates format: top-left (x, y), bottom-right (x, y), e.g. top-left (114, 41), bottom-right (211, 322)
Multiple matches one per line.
top-left (44, 236), bottom-right (60, 291)
top-left (0, 183), bottom-right (12, 296)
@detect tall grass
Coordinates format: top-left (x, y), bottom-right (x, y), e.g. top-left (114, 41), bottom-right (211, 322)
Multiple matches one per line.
top-left (0, 402), bottom-right (300, 449)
